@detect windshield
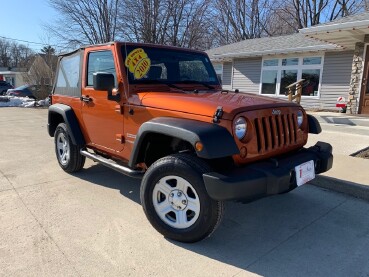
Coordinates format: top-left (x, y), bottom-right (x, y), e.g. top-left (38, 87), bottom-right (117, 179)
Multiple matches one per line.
top-left (122, 45), bottom-right (219, 87)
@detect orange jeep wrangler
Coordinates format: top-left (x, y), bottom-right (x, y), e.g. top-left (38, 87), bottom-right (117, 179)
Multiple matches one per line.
top-left (48, 42), bottom-right (333, 243)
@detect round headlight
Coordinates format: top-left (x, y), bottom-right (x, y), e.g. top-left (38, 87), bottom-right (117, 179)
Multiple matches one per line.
top-left (297, 110), bottom-right (304, 127)
top-left (234, 117), bottom-right (247, 140)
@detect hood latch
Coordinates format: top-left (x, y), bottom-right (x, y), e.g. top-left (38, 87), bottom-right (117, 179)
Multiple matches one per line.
top-left (213, 106), bottom-right (223, 123)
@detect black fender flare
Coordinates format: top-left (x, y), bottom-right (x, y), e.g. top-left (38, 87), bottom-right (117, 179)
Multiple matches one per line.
top-left (128, 117), bottom-right (239, 167)
top-left (48, 104), bottom-right (85, 146)
top-left (307, 114), bottom-right (322, 134)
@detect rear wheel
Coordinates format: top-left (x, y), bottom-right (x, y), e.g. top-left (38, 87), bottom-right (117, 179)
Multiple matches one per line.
top-left (140, 153), bottom-right (224, 243)
top-left (54, 123), bottom-right (85, 173)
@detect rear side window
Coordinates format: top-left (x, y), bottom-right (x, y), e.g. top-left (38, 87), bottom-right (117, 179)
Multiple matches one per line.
top-left (54, 52), bottom-right (81, 97)
top-left (87, 51), bottom-right (116, 87)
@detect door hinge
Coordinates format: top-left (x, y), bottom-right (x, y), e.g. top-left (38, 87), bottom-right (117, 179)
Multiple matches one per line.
top-left (115, 105), bottom-right (124, 114)
top-left (116, 134), bottom-right (125, 143)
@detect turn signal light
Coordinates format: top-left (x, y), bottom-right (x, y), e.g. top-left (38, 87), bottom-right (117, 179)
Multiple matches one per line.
top-left (195, 142), bottom-right (204, 152)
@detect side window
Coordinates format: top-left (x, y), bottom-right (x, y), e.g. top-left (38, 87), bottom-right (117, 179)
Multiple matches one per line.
top-left (54, 53), bottom-right (81, 97)
top-left (87, 51), bottom-right (117, 87)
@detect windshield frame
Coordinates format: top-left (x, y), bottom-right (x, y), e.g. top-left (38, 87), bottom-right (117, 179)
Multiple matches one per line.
top-left (121, 44), bottom-right (220, 87)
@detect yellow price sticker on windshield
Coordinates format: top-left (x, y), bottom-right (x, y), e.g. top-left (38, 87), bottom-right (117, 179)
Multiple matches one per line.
top-left (125, 48), bottom-right (151, 79)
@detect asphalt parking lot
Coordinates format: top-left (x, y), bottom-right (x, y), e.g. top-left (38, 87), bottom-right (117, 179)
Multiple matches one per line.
top-left (1, 107), bottom-right (369, 277)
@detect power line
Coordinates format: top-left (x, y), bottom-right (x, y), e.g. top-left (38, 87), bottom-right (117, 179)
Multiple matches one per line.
top-left (0, 35), bottom-right (62, 48)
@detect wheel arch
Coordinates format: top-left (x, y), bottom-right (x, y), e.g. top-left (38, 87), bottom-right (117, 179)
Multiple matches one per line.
top-left (48, 104), bottom-right (85, 146)
top-left (128, 117), bottom-right (239, 168)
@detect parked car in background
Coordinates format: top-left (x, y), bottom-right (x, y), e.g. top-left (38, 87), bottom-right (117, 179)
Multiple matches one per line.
top-left (6, 85), bottom-right (38, 99)
top-left (0, 81), bottom-right (13, 95)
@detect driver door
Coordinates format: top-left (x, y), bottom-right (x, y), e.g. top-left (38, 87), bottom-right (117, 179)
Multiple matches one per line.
top-left (81, 49), bottom-right (124, 152)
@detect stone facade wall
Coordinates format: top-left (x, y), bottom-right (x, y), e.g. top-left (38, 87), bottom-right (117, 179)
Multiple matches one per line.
top-left (347, 42), bottom-right (364, 114)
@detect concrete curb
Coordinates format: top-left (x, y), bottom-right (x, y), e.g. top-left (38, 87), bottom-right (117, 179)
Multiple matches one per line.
top-left (310, 175), bottom-right (369, 202)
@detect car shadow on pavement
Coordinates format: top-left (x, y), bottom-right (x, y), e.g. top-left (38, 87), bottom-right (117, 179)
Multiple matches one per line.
top-left (71, 163), bottom-right (142, 204)
top-left (321, 115), bottom-right (356, 126)
top-left (71, 165), bottom-right (369, 276)
top-left (166, 185), bottom-right (369, 276)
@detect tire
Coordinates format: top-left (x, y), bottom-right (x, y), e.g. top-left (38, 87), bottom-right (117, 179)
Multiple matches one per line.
top-left (54, 123), bottom-right (85, 173)
top-left (140, 153), bottom-right (224, 243)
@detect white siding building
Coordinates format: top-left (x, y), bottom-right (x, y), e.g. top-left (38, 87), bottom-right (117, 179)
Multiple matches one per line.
top-left (207, 12), bottom-right (369, 115)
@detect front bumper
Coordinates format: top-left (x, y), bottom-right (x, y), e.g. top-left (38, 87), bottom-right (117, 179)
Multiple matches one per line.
top-left (203, 141), bottom-right (333, 201)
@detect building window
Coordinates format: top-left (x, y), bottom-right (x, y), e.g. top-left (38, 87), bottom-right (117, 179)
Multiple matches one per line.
top-left (213, 63), bottom-right (223, 82)
top-left (5, 77), bottom-right (14, 86)
top-left (302, 69), bottom-right (320, 96)
top-left (263, 59), bottom-right (278, 66)
top-left (261, 70), bottom-right (277, 94)
top-left (280, 70), bottom-right (298, 95)
top-left (260, 56), bottom-right (323, 97)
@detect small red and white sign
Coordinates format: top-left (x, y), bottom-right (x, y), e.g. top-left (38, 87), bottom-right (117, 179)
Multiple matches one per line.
top-left (336, 96), bottom-right (346, 108)
top-left (295, 160), bottom-right (315, 187)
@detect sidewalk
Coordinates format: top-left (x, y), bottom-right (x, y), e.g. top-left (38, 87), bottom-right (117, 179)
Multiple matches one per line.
top-left (309, 111), bottom-right (369, 127)
top-left (307, 111), bottom-right (369, 201)
top-left (310, 155), bottom-right (369, 201)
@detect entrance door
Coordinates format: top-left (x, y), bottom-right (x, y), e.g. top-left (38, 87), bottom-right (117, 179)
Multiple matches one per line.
top-left (360, 46), bottom-right (369, 114)
top-left (81, 49), bottom-right (124, 152)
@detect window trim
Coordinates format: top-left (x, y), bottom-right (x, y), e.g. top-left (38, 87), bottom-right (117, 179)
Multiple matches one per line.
top-left (85, 49), bottom-right (117, 88)
top-left (259, 54), bottom-right (324, 98)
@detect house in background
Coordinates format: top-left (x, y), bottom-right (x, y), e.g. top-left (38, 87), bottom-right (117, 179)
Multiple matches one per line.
top-left (24, 54), bottom-right (54, 87)
top-left (0, 67), bottom-right (27, 87)
top-left (0, 54), bottom-right (55, 97)
top-left (207, 12), bottom-right (369, 114)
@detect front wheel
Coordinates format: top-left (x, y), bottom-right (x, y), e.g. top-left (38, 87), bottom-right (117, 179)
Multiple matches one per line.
top-left (140, 154), bottom-right (224, 243)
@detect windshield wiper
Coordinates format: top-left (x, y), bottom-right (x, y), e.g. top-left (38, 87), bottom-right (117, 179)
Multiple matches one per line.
top-left (138, 79), bottom-right (187, 91)
top-left (176, 80), bottom-right (215, 90)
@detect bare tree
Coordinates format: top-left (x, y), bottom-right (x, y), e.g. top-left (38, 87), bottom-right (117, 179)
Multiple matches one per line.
top-left (273, 0), bottom-right (366, 31)
top-left (0, 39), bottom-right (12, 68)
top-left (119, 0), bottom-right (214, 49)
top-left (45, 0), bottom-right (121, 48)
top-left (40, 46), bottom-right (57, 82)
top-left (213, 0), bottom-right (276, 45)
top-left (165, 0), bottom-right (213, 49)
top-left (44, 0), bottom-right (368, 51)
top-left (0, 39), bottom-right (33, 68)
top-left (120, 0), bottom-right (170, 44)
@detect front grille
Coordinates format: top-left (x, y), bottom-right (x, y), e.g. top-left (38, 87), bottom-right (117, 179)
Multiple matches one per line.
top-left (254, 113), bottom-right (298, 153)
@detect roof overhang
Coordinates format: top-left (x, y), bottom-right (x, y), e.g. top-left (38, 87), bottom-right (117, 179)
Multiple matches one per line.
top-left (300, 20), bottom-right (369, 49)
top-left (208, 44), bottom-right (341, 61)
top-left (0, 71), bottom-right (25, 75)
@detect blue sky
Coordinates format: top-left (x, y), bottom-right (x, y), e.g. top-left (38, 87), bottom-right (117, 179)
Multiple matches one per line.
top-left (0, 0), bottom-right (58, 52)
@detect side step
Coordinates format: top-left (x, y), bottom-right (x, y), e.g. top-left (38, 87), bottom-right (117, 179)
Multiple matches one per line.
top-left (80, 150), bottom-right (144, 178)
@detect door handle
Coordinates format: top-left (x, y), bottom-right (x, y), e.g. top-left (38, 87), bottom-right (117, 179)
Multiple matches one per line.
top-left (80, 95), bottom-right (92, 103)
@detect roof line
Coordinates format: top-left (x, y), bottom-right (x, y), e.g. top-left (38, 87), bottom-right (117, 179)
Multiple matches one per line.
top-left (211, 44), bottom-right (342, 58)
top-left (300, 20), bottom-right (369, 34)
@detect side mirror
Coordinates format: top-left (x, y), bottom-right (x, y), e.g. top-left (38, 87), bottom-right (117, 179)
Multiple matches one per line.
top-left (93, 72), bottom-right (120, 101)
